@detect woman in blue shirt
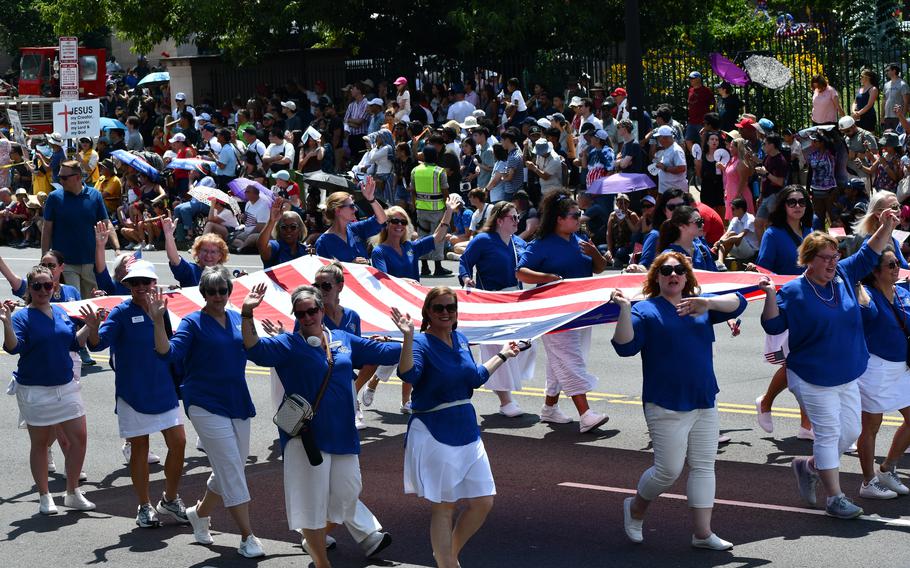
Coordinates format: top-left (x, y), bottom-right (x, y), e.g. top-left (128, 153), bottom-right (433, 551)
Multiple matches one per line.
top-left (84, 260), bottom-right (188, 528)
top-left (854, 248), bottom-right (910, 499)
top-left (92, 221), bottom-right (131, 295)
top-left (657, 206), bottom-right (719, 271)
top-left (162, 217), bottom-right (231, 287)
top-left (370, 197), bottom-right (457, 281)
top-left (150, 266), bottom-right (264, 558)
top-left (627, 189), bottom-right (688, 270)
top-left (459, 201), bottom-right (535, 417)
top-left (314, 178), bottom-right (388, 263)
top-left (517, 190), bottom-right (610, 433)
top-left (391, 286), bottom-right (520, 568)
top-left (1, 265), bottom-right (94, 515)
top-left (754, 185), bottom-right (815, 439)
top-left (761, 212), bottom-right (897, 520)
top-left (612, 252), bottom-right (746, 549)
top-left (257, 197), bottom-right (309, 269)
top-left (242, 284), bottom-right (401, 568)
top-left (849, 191), bottom-right (909, 268)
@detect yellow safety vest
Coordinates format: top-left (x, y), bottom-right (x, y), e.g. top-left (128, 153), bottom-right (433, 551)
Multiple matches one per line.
top-left (412, 163), bottom-right (445, 211)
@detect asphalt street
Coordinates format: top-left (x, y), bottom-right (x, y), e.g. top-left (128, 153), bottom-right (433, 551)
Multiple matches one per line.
top-left (1, 246), bottom-right (909, 568)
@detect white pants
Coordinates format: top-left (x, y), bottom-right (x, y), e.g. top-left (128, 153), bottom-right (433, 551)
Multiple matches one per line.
top-left (187, 405), bottom-right (251, 507)
top-left (638, 403), bottom-right (719, 508)
top-left (283, 438), bottom-right (364, 531)
top-left (542, 327), bottom-right (598, 397)
top-left (787, 370), bottom-right (861, 471)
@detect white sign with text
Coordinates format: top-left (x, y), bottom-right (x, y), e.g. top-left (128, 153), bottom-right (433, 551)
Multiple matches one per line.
top-left (52, 99), bottom-right (100, 139)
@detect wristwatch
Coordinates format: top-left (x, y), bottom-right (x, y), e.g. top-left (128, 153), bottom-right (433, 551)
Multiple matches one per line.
top-left (496, 352), bottom-right (508, 362)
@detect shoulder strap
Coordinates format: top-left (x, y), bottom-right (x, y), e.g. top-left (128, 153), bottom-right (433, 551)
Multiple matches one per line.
top-left (310, 331), bottom-right (335, 415)
top-left (887, 291), bottom-right (910, 335)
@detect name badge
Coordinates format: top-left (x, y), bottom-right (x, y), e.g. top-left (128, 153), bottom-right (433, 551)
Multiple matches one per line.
top-left (328, 341), bottom-right (342, 349)
top-left (131, 316), bottom-right (145, 324)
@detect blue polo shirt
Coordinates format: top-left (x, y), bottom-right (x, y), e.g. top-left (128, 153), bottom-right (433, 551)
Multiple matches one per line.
top-left (757, 225), bottom-right (812, 275)
top-left (314, 217), bottom-right (384, 262)
top-left (371, 236), bottom-right (436, 281)
top-left (459, 232), bottom-right (526, 290)
top-left (639, 229), bottom-right (659, 267)
top-left (43, 185), bottom-right (109, 265)
top-left (861, 285), bottom-right (910, 363)
top-left (263, 239), bottom-right (307, 269)
top-left (663, 242), bottom-right (718, 271)
top-left (91, 299), bottom-right (178, 415)
top-left (6, 305), bottom-right (79, 386)
top-left (517, 232), bottom-right (593, 280)
top-left (170, 258), bottom-right (205, 287)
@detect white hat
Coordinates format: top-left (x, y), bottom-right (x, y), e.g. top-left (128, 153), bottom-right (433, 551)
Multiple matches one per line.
top-left (656, 125), bottom-right (674, 137)
top-left (274, 170), bottom-right (291, 181)
top-left (15, 188), bottom-right (27, 196)
top-left (195, 176), bottom-right (216, 189)
top-left (198, 112), bottom-right (212, 122)
top-left (459, 116), bottom-right (480, 129)
top-left (568, 96), bottom-right (583, 107)
top-left (163, 150), bottom-right (177, 161)
top-left (175, 92), bottom-right (187, 101)
top-left (537, 118), bottom-right (551, 129)
top-left (168, 133), bottom-right (186, 143)
top-left (46, 132), bottom-right (63, 146)
top-left (471, 109), bottom-right (486, 119)
top-left (534, 138), bottom-right (552, 155)
top-left (838, 116), bottom-right (856, 130)
top-left (121, 260), bottom-right (158, 283)
top-left (281, 101), bottom-right (297, 111)
top-left (367, 97), bottom-right (384, 106)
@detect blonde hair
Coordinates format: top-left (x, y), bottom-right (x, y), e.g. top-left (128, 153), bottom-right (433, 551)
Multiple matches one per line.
top-left (797, 231), bottom-right (838, 266)
top-left (191, 233), bottom-right (229, 265)
top-left (642, 252), bottom-right (700, 298)
top-left (852, 191), bottom-right (896, 237)
top-left (270, 210), bottom-right (307, 241)
top-left (371, 206), bottom-right (413, 246)
top-left (729, 138), bottom-right (749, 158)
top-left (324, 191), bottom-right (352, 223)
top-left (315, 261), bottom-right (344, 284)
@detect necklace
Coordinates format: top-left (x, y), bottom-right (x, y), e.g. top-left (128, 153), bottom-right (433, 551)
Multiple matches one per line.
top-left (803, 274), bottom-right (838, 306)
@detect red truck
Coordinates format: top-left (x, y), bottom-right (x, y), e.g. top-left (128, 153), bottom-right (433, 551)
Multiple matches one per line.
top-left (0, 46), bottom-right (107, 134)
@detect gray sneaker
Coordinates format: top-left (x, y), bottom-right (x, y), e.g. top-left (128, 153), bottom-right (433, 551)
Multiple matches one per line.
top-left (792, 457), bottom-right (819, 507)
top-left (156, 494), bottom-right (190, 524)
top-left (136, 503), bottom-right (161, 528)
top-left (825, 495), bottom-right (864, 519)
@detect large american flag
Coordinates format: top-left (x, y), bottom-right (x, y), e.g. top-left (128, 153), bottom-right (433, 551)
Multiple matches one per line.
top-left (59, 256), bottom-right (797, 344)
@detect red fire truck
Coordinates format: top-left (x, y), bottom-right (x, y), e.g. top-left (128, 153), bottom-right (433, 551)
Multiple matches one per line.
top-left (0, 45), bottom-right (107, 134)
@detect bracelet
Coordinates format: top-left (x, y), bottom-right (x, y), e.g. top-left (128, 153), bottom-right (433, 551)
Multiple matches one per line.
top-left (367, 198), bottom-right (376, 203)
top-left (496, 352), bottom-right (508, 362)
top-left (241, 313), bottom-right (254, 319)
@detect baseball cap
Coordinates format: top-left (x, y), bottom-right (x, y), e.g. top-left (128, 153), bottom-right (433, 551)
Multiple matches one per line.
top-left (15, 188), bottom-right (27, 196)
top-left (175, 92), bottom-right (186, 101)
top-left (642, 195), bottom-right (657, 206)
top-left (263, 113), bottom-right (276, 120)
top-left (656, 125), bottom-right (674, 137)
top-left (534, 139), bottom-right (551, 155)
top-left (198, 112), bottom-right (212, 122)
top-left (202, 123), bottom-right (217, 133)
top-left (281, 101), bottom-right (297, 111)
top-left (393, 76), bottom-right (407, 86)
top-left (758, 118), bottom-right (775, 132)
top-left (274, 170), bottom-right (291, 181)
top-left (367, 98), bottom-right (384, 106)
top-left (568, 96), bottom-right (583, 107)
top-left (838, 116), bottom-right (856, 130)
top-left (548, 112), bottom-right (566, 123)
top-left (537, 118), bottom-right (551, 129)
top-left (594, 129), bottom-right (609, 140)
top-left (688, 71), bottom-right (702, 79)
top-left (242, 125), bottom-right (258, 136)
top-left (611, 87), bottom-right (627, 97)
top-left (168, 133), bottom-right (186, 143)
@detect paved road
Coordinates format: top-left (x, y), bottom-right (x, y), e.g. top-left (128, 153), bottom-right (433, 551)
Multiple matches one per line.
top-left (1, 246), bottom-right (909, 568)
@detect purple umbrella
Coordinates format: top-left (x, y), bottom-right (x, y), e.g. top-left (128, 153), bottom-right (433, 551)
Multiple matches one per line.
top-left (228, 177), bottom-right (274, 204)
top-left (587, 173), bottom-right (655, 195)
top-left (709, 53), bottom-right (750, 87)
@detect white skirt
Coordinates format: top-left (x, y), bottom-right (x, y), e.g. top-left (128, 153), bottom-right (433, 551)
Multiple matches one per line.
top-left (764, 331), bottom-right (789, 366)
top-left (404, 418), bottom-right (495, 503)
top-left (15, 380), bottom-right (85, 427)
top-left (373, 364), bottom-right (397, 382)
top-left (116, 397), bottom-right (183, 439)
top-left (857, 354), bottom-right (910, 414)
top-left (479, 342), bottom-right (536, 392)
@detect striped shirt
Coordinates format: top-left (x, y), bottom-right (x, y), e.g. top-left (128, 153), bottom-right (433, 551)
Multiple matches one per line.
top-left (344, 97), bottom-right (369, 135)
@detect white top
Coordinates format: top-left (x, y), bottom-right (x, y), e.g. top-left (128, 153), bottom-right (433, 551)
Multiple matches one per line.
top-left (584, 114), bottom-right (604, 130)
top-left (657, 142), bottom-right (688, 193)
top-left (470, 203), bottom-right (493, 232)
top-left (510, 90), bottom-right (527, 112)
top-left (366, 146), bottom-right (394, 175)
top-left (397, 90), bottom-right (411, 115)
top-left (217, 207), bottom-right (240, 229)
top-left (266, 141), bottom-right (295, 168)
top-left (246, 139), bottom-right (266, 158)
top-left (447, 100), bottom-right (477, 124)
top-left (728, 212), bottom-right (758, 250)
top-left (535, 154), bottom-right (564, 194)
top-left (243, 197), bottom-right (271, 227)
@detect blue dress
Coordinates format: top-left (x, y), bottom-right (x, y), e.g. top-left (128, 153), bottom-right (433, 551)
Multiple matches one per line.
top-left (263, 239), bottom-right (307, 269)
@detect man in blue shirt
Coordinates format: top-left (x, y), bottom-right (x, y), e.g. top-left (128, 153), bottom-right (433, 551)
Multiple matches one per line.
top-left (42, 160), bottom-right (118, 297)
top-left (214, 128), bottom-right (239, 190)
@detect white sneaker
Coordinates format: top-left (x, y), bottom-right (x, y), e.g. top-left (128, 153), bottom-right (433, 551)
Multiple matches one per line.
top-left (301, 533), bottom-right (337, 555)
top-left (47, 448), bottom-right (56, 473)
top-left (186, 505), bottom-right (213, 544)
top-left (859, 479), bottom-right (898, 500)
top-left (796, 426), bottom-right (815, 440)
top-left (846, 441), bottom-right (858, 453)
top-left (400, 401), bottom-right (412, 414)
top-left (238, 535), bottom-right (265, 558)
top-left (362, 387), bottom-right (376, 407)
top-left (498, 401), bottom-right (523, 417)
top-left (755, 395), bottom-right (773, 433)
top-left (122, 441), bottom-right (131, 463)
top-left (539, 404), bottom-right (573, 424)
top-left (355, 413), bottom-right (367, 430)
top-left (877, 467), bottom-right (910, 495)
top-left (622, 497), bottom-right (643, 543)
top-left (144, 244), bottom-right (156, 251)
top-left (63, 490), bottom-right (96, 511)
top-left (692, 533), bottom-right (733, 550)
top-left (579, 410), bottom-right (609, 433)
top-left (39, 493), bottom-right (58, 515)
top-left (148, 451), bottom-right (160, 464)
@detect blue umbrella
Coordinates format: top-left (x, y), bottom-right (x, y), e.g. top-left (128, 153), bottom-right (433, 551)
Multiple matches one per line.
top-left (100, 117), bottom-right (127, 131)
top-left (111, 149), bottom-right (160, 182)
top-left (137, 71), bottom-right (170, 86)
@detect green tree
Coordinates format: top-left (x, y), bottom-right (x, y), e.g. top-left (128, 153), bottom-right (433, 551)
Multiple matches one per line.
top-left (0, 0), bottom-right (56, 57)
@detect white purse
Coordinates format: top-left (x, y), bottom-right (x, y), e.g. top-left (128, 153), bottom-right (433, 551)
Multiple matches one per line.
top-left (272, 393), bottom-right (314, 436)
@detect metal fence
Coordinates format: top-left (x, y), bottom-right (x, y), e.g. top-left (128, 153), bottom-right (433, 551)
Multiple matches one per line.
top-left (344, 35), bottom-right (910, 132)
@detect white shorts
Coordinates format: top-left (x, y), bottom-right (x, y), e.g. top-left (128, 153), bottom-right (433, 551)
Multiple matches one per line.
top-left (15, 380), bottom-right (85, 427)
top-left (404, 418), bottom-right (495, 503)
top-left (479, 342), bottom-right (536, 392)
top-left (283, 437), bottom-right (362, 531)
top-left (116, 397), bottom-right (183, 439)
top-left (373, 364), bottom-right (396, 382)
top-left (857, 354), bottom-right (910, 414)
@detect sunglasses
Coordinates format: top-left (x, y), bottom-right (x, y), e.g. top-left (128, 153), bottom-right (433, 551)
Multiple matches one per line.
top-left (203, 287), bottom-right (229, 296)
top-left (388, 218), bottom-right (408, 226)
top-left (40, 262), bottom-right (58, 270)
top-left (691, 218), bottom-right (704, 228)
top-left (278, 224), bottom-right (299, 231)
top-left (294, 307), bottom-right (321, 318)
top-left (130, 277), bottom-right (155, 286)
top-left (430, 303), bottom-right (458, 314)
top-left (315, 281), bottom-right (334, 291)
top-left (658, 264), bottom-right (687, 276)
top-left (785, 198), bottom-right (808, 208)
top-left (506, 214), bottom-right (520, 221)
top-left (58, 173), bottom-right (79, 180)
top-left (30, 281), bottom-right (54, 291)
top-left (564, 211), bottom-right (582, 219)
top-left (890, 204), bottom-right (901, 211)
top-left (666, 202), bottom-right (683, 211)
top-left (886, 261), bottom-right (899, 269)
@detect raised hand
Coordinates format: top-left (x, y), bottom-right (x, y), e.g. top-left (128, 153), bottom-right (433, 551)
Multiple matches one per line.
top-left (390, 307), bottom-right (413, 335)
top-left (91, 287), bottom-right (107, 297)
top-left (676, 297), bottom-right (709, 317)
top-left (242, 283), bottom-right (267, 315)
top-left (161, 217), bottom-right (175, 237)
top-left (579, 239), bottom-right (599, 258)
top-left (147, 287), bottom-right (169, 320)
top-left (0, 302), bottom-right (12, 325)
top-left (879, 207), bottom-right (899, 232)
top-left (261, 318), bottom-right (286, 337)
top-left (361, 175), bottom-right (376, 202)
top-left (94, 221), bottom-right (109, 243)
top-left (445, 194), bottom-right (461, 212)
top-left (270, 197), bottom-right (285, 222)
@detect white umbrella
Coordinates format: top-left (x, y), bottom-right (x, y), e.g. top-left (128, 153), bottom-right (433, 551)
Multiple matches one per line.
top-left (743, 55), bottom-right (793, 90)
top-left (188, 185), bottom-right (241, 216)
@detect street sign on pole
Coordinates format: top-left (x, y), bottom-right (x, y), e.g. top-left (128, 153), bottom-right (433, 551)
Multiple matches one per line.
top-left (52, 99), bottom-right (100, 140)
top-left (59, 37), bottom-right (78, 63)
top-left (59, 63), bottom-right (79, 101)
